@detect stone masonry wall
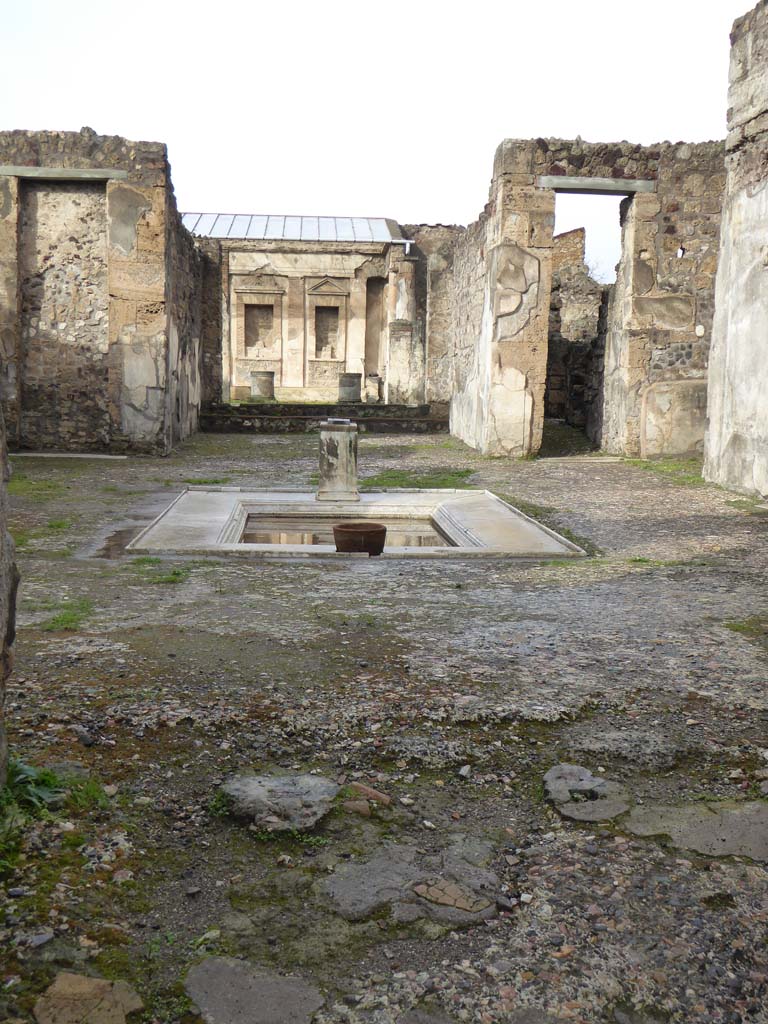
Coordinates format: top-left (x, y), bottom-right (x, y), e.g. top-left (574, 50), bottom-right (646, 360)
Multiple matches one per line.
top-left (705, 1), bottom-right (768, 495)
top-left (166, 192), bottom-right (202, 446)
top-left (402, 225), bottom-right (463, 405)
top-left (601, 143), bottom-right (725, 457)
top-left (0, 404), bottom-right (18, 786)
top-left (0, 128), bottom-right (202, 453)
top-left (546, 229), bottom-right (605, 427)
top-left (449, 217), bottom-right (490, 449)
top-left (18, 182), bottom-right (111, 448)
top-left (198, 238), bottom-right (224, 406)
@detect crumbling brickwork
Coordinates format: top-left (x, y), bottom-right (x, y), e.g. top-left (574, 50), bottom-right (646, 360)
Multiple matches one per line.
top-left (0, 128), bottom-right (202, 453)
top-left (0, 405), bottom-right (18, 786)
top-left (705, 0), bottom-right (768, 495)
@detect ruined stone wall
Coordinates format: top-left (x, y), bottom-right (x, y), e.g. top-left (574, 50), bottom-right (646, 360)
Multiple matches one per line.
top-left (446, 136), bottom-right (724, 458)
top-left (198, 239), bottom-right (224, 406)
top-left (0, 405), bottom-right (18, 786)
top-left (449, 217), bottom-right (490, 449)
top-left (402, 225), bottom-right (463, 405)
top-left (18, 182), bottom-right (111, 448)
top-left (546, 230), bottom-right (605, 427)
top-left (0, 128), bottom-right (201, 453)
top-left (601, 143), bottom-right (725, 457)
top-left (552, 227), bottom-right (586, 272)
top-left (166, 195), bottom-right (202, 446)
top-left (705, 1), bottom-right (768, 495)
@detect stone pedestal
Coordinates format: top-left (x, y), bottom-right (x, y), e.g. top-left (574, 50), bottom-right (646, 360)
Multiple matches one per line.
top-left (250, 371), bottom-right (275, 399)
top-left (316, 420), bottom-right (359, 502)
top-left (339, 373), bottom-right (362, 402)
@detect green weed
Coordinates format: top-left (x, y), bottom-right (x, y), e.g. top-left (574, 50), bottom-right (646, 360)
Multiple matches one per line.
top-left (181, 478), bottom-right (231, 486)
top-left (40, 597), bottom-right (93, 632)
top-left (7, 472), bottom-right (65, 501)
top-left (46, 518), bottom-right (71, 531)
top-left (360, 468), bottom-right (474, 490)
top-left (623, 456), bottom-right (705, 487)
top-left (724, 616), bottom-right (768, 641)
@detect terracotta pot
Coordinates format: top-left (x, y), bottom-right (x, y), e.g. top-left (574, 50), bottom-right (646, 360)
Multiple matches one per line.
top-left (333, 522), bottom-right (387, 556)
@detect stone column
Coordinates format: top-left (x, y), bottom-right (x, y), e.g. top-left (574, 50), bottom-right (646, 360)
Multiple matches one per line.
top-left (316, 420), bottom-right (360, 502)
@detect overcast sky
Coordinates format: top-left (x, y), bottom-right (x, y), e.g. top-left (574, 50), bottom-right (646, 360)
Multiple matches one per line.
top-left (4, 0), bottom-right (750, 281)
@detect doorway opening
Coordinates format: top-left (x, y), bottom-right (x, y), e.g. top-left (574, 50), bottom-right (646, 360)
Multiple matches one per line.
top-left (541, 192), bottom-right (624, 457)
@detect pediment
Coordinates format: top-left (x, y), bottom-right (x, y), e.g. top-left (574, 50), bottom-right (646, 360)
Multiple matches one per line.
top-left (307, 277), bottom-right (348, 295)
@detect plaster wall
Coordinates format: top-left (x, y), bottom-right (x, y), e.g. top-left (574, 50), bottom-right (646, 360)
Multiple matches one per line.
top-left (705, 0), bottom-right (768, 496)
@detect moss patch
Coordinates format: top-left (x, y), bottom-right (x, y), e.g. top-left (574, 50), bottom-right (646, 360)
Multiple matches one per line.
top-left (360, 468), bottom-right (474, 489)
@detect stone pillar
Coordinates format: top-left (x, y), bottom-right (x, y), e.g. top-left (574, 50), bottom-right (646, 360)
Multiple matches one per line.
top-left (316, 420), bottom-right (360, 502)
top-left (250, 371), bottom-right (275, 399)
top-left (386, 253), bottom-right (424, 405)
top-left (0, 403), bottom-right (19, 786)
top-left (484, 174), bottom-right (555, 455)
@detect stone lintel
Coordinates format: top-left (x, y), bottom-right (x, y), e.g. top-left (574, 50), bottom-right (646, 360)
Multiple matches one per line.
top-left (536, 175), bottom-right (656, 195)
top-left (0, 165), bottom-right (129, 181)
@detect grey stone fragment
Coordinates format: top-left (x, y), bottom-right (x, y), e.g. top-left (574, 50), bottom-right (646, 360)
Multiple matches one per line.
top-left (185, 957), bottom-right (323, 1024)
top-left (320, 840), bottom-right (498, 926)
top-left (543, 763), bottom-right (630, 821)
top-left (625, 800), bottom-right (768, 861)
top-left (322, 845), bottom-right (423, 921)
top-left (397, 1011), bottom-right (456, 1024)
top-left (221, 774), bottom-right (339, 832)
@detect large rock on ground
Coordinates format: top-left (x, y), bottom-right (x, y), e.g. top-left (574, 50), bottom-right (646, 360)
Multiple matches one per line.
top-left (221, 774), bottom-right (339, 832)
top-left (34, 973), bottom-right (142, 1024)
top-left (185, 956), bottom-right (323, 1024)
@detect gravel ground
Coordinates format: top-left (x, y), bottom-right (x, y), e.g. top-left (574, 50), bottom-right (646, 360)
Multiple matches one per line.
top-left (1, 428), bottom-right (767, 1024)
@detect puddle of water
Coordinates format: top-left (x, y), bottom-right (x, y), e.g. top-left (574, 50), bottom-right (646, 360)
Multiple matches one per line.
top-left (94, 526), bottom-right (144, 558)
top-left (241, 515), bottom-right (452, 548)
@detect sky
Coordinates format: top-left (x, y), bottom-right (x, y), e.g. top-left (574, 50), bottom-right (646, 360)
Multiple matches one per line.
top-left (2, 0), bottom-right (750, 281)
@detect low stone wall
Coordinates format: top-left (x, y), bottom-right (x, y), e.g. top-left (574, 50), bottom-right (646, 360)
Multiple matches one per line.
top-left (0, 405), bottom-right (18, 786)
top-left (705, 1), bottom-right (768, 495)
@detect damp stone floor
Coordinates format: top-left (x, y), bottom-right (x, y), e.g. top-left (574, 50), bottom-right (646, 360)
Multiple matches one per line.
top-left (2, 427), bottom-right (768, 1024)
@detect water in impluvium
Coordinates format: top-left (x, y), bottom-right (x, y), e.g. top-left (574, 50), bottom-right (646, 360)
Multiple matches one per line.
top-left (240, 515), bottom-right (452, 548)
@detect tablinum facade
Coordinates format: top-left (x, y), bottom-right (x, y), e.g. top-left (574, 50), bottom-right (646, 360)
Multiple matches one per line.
top-left (0, 127), bottom-right (727, 465)
top-left (191, 218), bottom-right (424, 406)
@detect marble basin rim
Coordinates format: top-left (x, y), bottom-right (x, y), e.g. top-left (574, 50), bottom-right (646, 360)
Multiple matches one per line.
top-left (126, 486), bottom-right (586, 560)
